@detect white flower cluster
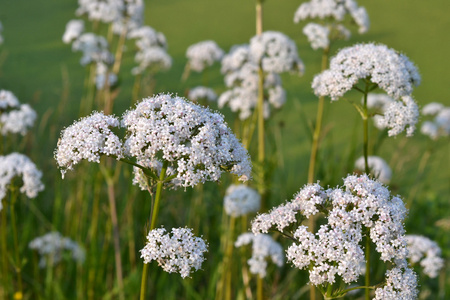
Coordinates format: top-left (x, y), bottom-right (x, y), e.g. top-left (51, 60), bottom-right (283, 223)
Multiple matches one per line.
top-left (55, 95), bottom-right (251, 187)
top-left (219, 32), bottom-right (303, 120)
top-left (63, 21), bottom-right (117, 89)
top-left (313, 44), bottom-right (421, 100)
top-left (374, 262), bottom-right (418, 300)
top-left (252, 174), bottom-right (415, 293)
top-left (188, 86), bottom-right (217, 103)
top-left (71, 32), bottom-right (113, 66)
top-left (62, 20), bottom-right (85, 44)
top-left (186, 40), bottom-right (224, 72)
top-left (223, 184), bottom-right (260, 217)
top-left (294, 0), bottom-right (369, 34)
top-left (355, 155), bottom-right (392, 184)
top-left (29, 231), bottom-right (85, 268)
top-left (235, 233), bottom-right (284, 278)
top-left (76, 0), bottom-right (144, 35)
top-left (249, 31), bottom-right (304, 75)
top-left (128, 26), bottom-right (172, 75)
top-left (0, 90), bottom-right (37, 136)
top-left (55, 112), bottom-right (123, 178)
top-left (302, 23), bottom-right (330, 50)
top-left (420, 102), bottom-right (450, 140)
top-left (0, 153), bottom-right (44, 207)
top-left (140, 227), bottom-right (208, 278)
top-left (405, 235), bottom-right (444, 278)
top-left (313, 44), bottom-right (421, 136)
top-left (123, 94), bottom-right (251, 187)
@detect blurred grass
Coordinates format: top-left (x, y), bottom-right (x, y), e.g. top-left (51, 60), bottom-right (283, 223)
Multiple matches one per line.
top-left (0, 0), bottom-right (449, 299)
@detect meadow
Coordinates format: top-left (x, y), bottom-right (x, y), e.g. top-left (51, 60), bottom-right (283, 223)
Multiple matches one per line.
top-left (0, 0), bottom-right (449, 299)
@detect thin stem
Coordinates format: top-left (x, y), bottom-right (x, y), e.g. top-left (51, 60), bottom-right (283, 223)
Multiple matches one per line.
top-left (307, 46), bottom-right (329, 300)
top-left (140, 160), bottom-right (168, 300)
top-left (365, 234), bottom-right (371, 300)
top-left (10, 189), bottom-right (23, 299)
top-left (257, 275), bottom-right (264, 300)
top-left (363, 81), bottom-right (370, 174)
top-left (1, 199), bottom-right (9, 298)
top-left (224, 216), bottom-right (236, 300)
top-left (256, 0), bottom-right (263, 35)
top-left (257, 66), bottom-right (265, 164)
top-left (106, 180), bottom-right (125, 300)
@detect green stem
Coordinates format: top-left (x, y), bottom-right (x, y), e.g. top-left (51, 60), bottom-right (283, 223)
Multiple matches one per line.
top-left (363, 81), bottom-right (370, 174)
top-left (1, 199), bottom-right (9, 298)
top-left (139, 160), bottom-right (168, 300)
top-left (257, 275), bottom-right (264, 300)
top-left (257, 66), bottom-right (265, 164)
top-left (365, 233), bottom-right (371, 300)
top-left (224, 216), bottom-right (236, 300)
top-left (10, 189), bottom-right (23, 299)
top-left (307, 46), bottom-right (330, 300)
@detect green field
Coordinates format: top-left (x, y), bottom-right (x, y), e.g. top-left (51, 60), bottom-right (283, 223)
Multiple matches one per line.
top-left (0, 0), bottom-right (449, 299)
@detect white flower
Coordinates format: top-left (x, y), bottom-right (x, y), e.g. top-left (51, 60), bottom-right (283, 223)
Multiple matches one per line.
top-left (0, 153), bottom-right (44, 202)
top-left (0, 90), bottom-right (19, 110)
top-left (1, 104), bottom-right (37, 136)
top-left (420, 103), bottom-right (450, 140)
top-left (188, 87), bottom-right (217, 102)
top-left (235, 233), bottom-right (284, 278)
top-left (355, 156), bottom-right (392, 183)
top-left (55, 112), bottom-right (123, 178)
top-left (376, 95), bottom-right (419, 137)
top-left (249, 31), bottom-right (304, 75)
top-left (186, 40), bottom-right (224, 72)
top-left (132, 47), bottom-right (172, 75)
top-left (111, 0), bottom-right (144, 35)
top-left (253, 174), bottom-right (415, 288)
top-left (422, 102), bottom-right (444, 116)
top-left (224, 184), bottom-right (260, 217)
top-left (219, 43), bottom-right (291, 120)
top-left (303, 23), bottom-right (330, 50)
top-left (140, 227), bottom-right (208, 278)
top-left (122, 94), bottom-right (251, 187)
top-left (76, 0), bottom-right (123, 24)
top-left (29, 232), bottom-right (85, 268)
top-left (62, 20), bottom-right (84, 44)
top-left (405, 235), bottom-right (444, 278)
top-left (312, 43), bottom-right (421, 101)
top-left (294, 0), bottom-right (369, 34)
top-left (72, 33), bottom-right (113, 66)
top-left (128, 25), bottom-right (167, 50)
top-left (374, 263), bottom-right (418, 300)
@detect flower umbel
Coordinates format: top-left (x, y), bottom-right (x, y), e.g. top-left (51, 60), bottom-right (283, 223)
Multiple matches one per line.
top-left (140, 227), bottom-right (208, 278)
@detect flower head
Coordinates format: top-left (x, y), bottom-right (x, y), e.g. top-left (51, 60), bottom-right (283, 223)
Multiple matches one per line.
top-left (186, 40), bottom-right (224, 72)
top-left (29, 232), bottom-right (85, 268)
top-left (122, 94), bottom-right (251, 187)
top-left (312, 43), bottom-right (420, 101)
top-left (294, 0), bottom-right (369, 34)
top-left (140, 227), bottom-right (208, 278)
top-left (63, 20), bottom-right (85, 44)
top-left (405, 235), bottom-right (444, 278)
top-left (420, 103), bottom-right (450, 140)
top-left (235, 233), bottom-right (284, 278)
top-left (374, 263), bottom-right (418, 300)
top-left (55, 112), bottom-right (123, 177)
top-left (72, 33), bottom-right (113, 66)
top-left (253, 174), bottom-right (414, 288)
top-left (224, 184), bottom-right (260, 217)
top-left (0, 153), bottom-right (44, 203)
top-left (249, 31), bottom-right (304, 75)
